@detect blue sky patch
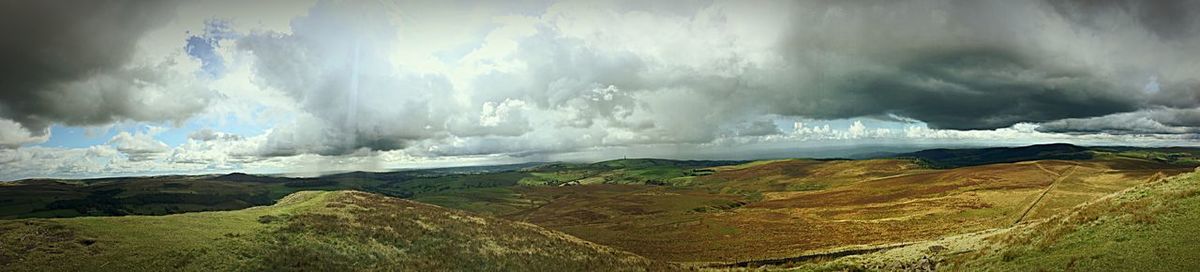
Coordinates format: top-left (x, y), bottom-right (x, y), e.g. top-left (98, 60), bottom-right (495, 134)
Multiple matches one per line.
top-left (185, 19), bottom-right (237, 78)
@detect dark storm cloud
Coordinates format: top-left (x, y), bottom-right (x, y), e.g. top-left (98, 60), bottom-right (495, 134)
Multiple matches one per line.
top-left (753, 0), bottom-right (1200, 131)
top-left (0, 0), bottom-right (210, 136)
top-left (769, 48), bottom-right (1136, 130)
top-left (1048, 0), bottom-right (1200, 40)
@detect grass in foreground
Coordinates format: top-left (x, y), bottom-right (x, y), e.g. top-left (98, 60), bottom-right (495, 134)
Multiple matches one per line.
top-left (949, 168), bottom-right (1200, 271)
top-left (0, 191), bottom-right (671, 271)
top-left (786, 168), bottom-right (1200, 271)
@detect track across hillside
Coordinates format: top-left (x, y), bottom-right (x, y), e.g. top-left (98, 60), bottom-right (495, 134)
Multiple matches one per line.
top-left (1012, 165), bottom-right (1077, 226)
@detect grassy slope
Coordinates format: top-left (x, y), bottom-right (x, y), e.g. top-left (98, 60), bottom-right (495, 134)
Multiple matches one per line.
top-left (790, 168), bottom-right (1200, 271)
top-left (953, 168), bottom-right (1200, 271)
top-left (0, 191), bottom-right (669, 272)
top-left (0, 191), bottom-right (330, 271)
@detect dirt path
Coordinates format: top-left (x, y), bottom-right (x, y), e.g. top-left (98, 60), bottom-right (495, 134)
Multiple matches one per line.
top-left (1012, 165), bottom-right (1076, 226)
top-left (1033, 162), bottom-right (1060, 177)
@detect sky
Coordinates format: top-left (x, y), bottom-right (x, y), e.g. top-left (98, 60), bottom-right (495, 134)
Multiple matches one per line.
top-left (1, 0), bottom-right (1199, 180)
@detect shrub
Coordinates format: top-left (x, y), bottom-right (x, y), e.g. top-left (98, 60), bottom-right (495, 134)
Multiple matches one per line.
top-left (258, 215), bottom-right (279, 224)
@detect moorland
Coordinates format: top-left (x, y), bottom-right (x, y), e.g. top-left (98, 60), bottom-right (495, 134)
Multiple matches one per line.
top-left (3, 143), bottom-right (1200, 271)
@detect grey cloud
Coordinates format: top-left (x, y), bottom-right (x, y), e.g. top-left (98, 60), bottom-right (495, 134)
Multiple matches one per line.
top-left (736, 120), bottom-right (783, 137)
top-left (748, 0), bottom-right (1194, 131)
top-left (478, 0), bottom-right (1198, 143)
top-left (239, 0), bottom-right (678, 157)
top-left (420, 0), bottom-right (1200, 153)
top-left (1037, 108), bottom-right (1200, 134)
top-left (239, 1), bottom-right (458, 156)
top-left (188, 128), bottom-right (244, 142)
top-left (474, 29), bottom-right (650, 128)
top-left (1048, 0), bottom-right (1200, 40)
top-left (108, 132), bottom-right (169, 162)
top-left (1147, 80), bottom-right (1200, 109)
top-left (10, 0), bottom-right (1200, 179)
top-left (0, 1), bottom-right (211, 135)
top-left (0, 119), bottom-right (48, 148)
top-left (768, 48), bottom-right (1136, 129)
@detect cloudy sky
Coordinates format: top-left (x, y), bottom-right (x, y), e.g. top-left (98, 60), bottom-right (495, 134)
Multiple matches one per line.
top-left (2, 0), bottom-right (1199, 180)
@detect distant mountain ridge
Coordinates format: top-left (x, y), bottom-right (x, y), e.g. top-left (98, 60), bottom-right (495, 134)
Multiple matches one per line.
top-left (892, 143), bottom-right (1094, 168)
top-left (213, 172), bottom-right (289, 183)
top-left (5, 144), bottom-right (1198, 220)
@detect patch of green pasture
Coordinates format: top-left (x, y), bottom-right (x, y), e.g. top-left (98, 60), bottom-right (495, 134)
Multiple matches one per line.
top-left (0, 191), bottom-right (333, 272)
top-left (410, 187), bottom-right (537, 215)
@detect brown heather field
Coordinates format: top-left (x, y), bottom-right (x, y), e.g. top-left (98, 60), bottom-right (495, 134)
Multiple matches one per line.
top-left (468, 157), bottom-right (1194, 263)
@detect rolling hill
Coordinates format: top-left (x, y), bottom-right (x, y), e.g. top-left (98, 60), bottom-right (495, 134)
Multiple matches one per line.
top-left (4, 144), bottom-right (1200, 270)
top-left (0, 190), bottom-right (670, 271)
top-left (891, 143), bottom-right (1200, 169)
top-left (892, 143), bottom-right (1093, 168)
top-left (790, 167), bottom-right (1200, 271)
top-left (490, 157), bottom-right (1194, 263)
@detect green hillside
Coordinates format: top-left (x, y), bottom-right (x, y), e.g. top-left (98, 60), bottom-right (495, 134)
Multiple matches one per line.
top-left (0, 191), bottom-right (669, 272)
top-left (791, 168), bottom-right (1200, 271)
top-left (952, 168), bottom-right (1200, 271)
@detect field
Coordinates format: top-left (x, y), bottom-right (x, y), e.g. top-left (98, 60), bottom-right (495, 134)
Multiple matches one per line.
top-left (476, 157), bottom-right (1192, 263)
top-left (3, 144), bottom-right (1200, 270)
top-left (0, 190), bottom-right (669, 271)
top-left (792, 166), bottom-right (1200, 271)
